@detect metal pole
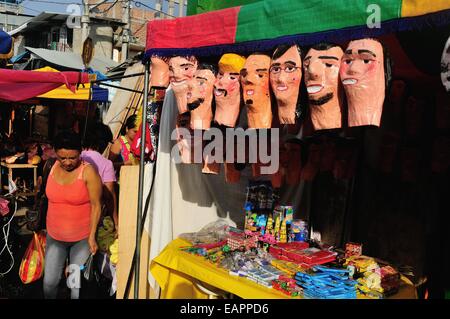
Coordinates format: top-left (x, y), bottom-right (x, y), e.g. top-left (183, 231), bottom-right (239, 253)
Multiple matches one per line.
top-left (121, 0), bottom-right (130, 62)
top-left (134, 61), bottom-right (149, 299)
top-left (178, 0), bottom-right (184, 17)
top-left (81, 0), bottom-right (90, 45)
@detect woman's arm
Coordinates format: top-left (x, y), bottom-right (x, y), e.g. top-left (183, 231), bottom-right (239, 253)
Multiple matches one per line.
top-left (104, 181), bottom-right (118, 232)
top-left (84, 164), bottom-right (103, 254)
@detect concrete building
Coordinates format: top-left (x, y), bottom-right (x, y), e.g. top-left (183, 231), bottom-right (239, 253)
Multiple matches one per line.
top-left (9, 12), bottom-right (125, 61)
top-left (0, 1), bottom-right (33, 33)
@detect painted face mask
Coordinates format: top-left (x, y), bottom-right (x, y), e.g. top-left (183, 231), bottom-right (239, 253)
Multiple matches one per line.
top-left (270, 45), bottom-right (302, 124)
top-left (340, 39), bottom-right (385, 127)
top-left (149, 56), bottom-right (170, 88)
top-left (169, 56), bottom-right (198, 114)
top-left (214, 54), bottom-right (246, 127)
top-left (304, 45), bottom-right (344, 130)
top-left (187, 68), bottom-right (216, 130)
top-left (241, 54), bottom-right (272, 128)
top-left (441, 36), bottom-right (450, 93)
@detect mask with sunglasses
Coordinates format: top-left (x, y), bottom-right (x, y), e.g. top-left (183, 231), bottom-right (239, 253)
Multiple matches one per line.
top-left (270, 45), bottom-right (302, 124)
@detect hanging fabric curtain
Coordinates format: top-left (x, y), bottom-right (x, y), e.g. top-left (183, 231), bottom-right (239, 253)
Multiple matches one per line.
top-left (145, 0), bottom-right (450, 58)
top-left (0, 68), bottom-right (91, 102)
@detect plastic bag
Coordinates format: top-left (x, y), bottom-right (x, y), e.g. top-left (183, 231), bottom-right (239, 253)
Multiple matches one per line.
top-left (178, 219), bottom-right (232, 245)
top-left (80, 254), bottom-right (101, 299)
top-left (19, 231), bottom-right (46, 284)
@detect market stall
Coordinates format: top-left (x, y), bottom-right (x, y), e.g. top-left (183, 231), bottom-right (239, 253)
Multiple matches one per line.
top-left (118, 0), bottom-right (450, 299)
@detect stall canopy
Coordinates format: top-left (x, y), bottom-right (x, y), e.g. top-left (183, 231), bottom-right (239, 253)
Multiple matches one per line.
top-left (0, 29), bottom-right (12, 59)
top-left (35, 66), bottom-right (108, 102)
top-left (145, 0), bottom-right (450, 58)
top-left (0, 68), bottom-right (90, 102)
top-left (186, 0), bottom-right (262, 16)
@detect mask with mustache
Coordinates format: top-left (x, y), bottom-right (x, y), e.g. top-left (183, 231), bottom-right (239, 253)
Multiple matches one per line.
top-left (187, 68), bottom-right (216, 130)
top-left (241, 53), bottom-right (272, 128)
top-left (214, 53), bottom-right (246, 127)
top-left (304, 44), bottom-right (344, 130)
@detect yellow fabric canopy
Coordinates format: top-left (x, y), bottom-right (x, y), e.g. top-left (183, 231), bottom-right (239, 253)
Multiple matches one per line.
top-left (36, 66), bottom-right (91, 100)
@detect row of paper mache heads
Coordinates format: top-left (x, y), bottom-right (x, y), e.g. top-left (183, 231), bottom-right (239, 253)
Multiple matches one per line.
top-left (148, 38), bottom-right (393, 131)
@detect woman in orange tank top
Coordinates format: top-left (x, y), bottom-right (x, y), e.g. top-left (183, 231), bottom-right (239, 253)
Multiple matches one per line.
top-left (43, 131), bottom-right (102, 299)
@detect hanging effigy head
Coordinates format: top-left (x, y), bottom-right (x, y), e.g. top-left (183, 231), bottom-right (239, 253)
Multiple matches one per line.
top-left (149, 55), bottom-right (170, 88)
top-left (187, 63), bottom-right (217, 130)
top-left (214, 53), bottom-right (246, 127)
top-left (340, 38), bottom-right (386, 127)
top-left (270, 44), bottom-right (302, 125)
top-left (441, 36), bottom-right (450, 93)
top-left (304, 43), bottom-right (344, 130)
top-left (169, 55), bottom-right (198, 114)
top-left (241, 53), bottom-right (272, 128)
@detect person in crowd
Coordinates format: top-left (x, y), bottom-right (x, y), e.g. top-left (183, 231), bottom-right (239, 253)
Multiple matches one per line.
top-left (43, 130), bottom-right (102, 299)
top-left (81, 123), bottom-right (118, 232)
top-left (108, 115), bottom-right (139, 170)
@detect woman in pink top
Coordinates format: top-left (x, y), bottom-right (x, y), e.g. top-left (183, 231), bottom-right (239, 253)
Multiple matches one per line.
top-left (43, 130), bottom-right (102, 299)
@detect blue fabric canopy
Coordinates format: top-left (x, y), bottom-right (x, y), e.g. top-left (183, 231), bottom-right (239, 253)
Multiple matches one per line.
top-left (0, 30), bottom-right (13, 59)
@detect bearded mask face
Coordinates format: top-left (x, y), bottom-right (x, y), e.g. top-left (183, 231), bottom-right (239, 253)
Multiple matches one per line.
top-left (214, 54), bottom-right (246, 127)
top-left (340, 39), bottom-right (385, 127)
top-left (169, 56), bottom-right (198, 114)
top-left (187, 68), bottom-right (216, 130)
top-left (241, 54), bottom-right (272, 128)
top-left (149, 56), bottom-right (170, 88)
top-left (441, 36), bottom-right (450, 93)
top-left (304, 45), bottom-right (344, 130)
top-left (270, 45), bottom-right (302, 124)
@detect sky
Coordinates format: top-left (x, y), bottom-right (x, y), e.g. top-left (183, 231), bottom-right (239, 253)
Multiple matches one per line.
top-left (18, 0), bottom-right (182, 17)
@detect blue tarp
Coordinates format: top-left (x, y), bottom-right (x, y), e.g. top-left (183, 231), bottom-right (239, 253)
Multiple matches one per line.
top-left (0, 30), bottom-right (12, 58)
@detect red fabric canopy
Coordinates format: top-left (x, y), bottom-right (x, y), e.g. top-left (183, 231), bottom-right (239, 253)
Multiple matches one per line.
top-left (0, 69), bottom-right (90, 102)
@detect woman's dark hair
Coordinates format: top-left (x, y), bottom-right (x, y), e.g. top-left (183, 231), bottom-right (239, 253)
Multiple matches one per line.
top-left (83, 122), bottom-right (113, 153)
top-left (121, 114), bottom-right (137, 135)
top-left (53, 130), bottom-right (82, 152)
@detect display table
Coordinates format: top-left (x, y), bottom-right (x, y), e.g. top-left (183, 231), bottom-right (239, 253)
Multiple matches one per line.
top-left (150, 238), bottom-right (418, 299)
top-left (0, 162), bottom-right (38, 196)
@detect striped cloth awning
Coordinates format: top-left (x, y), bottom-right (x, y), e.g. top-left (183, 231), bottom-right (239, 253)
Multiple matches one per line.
top-left (145, 0), bottom-right (450, 58)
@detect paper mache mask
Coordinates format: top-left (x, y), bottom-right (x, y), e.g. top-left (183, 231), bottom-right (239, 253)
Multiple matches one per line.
top-left (270, 45), bottom-right (302, 125)
top-left (214, 53), bottom-right (246, 127)
top-left (187, 65), bottom-right (216, 130)
top-left (241, 53), bottom-right (272, 128)
top-left (304, 44), bottom-right (344, 130)
top-left (149, 55), bottom-right (170, 88)
top-left (340, 38), bottom-right (385, 127)
top-left (441, 36), bottom-right (450, 93)
top-left (169, 56), bottom-right (198, 114)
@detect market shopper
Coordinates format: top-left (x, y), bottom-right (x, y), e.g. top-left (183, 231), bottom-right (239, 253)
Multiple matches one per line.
top-left (43, 130), bottom-right (102, 299)
top-left (81, 123), bottom-right (118, 231)
top-left (108, 115), bottom-right (139, 169)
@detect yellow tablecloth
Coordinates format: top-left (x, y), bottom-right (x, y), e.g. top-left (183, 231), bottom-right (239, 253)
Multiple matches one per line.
top-left (150, 238), bottom-right (417, 299)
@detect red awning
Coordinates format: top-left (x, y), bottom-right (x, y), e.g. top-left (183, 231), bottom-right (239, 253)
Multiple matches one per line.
top-left (0, 69), bottom-right (90, 102)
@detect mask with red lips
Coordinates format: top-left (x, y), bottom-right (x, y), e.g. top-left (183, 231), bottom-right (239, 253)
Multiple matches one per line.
top-left (304, 44), bottom-right (344, 130)
top-left (340, 38), bottom-right (385, 127)
top-left (169, 56), bottom-right (198, 114)
top-left (214, 53), bottom-right (246, 127)
top-left (241, 53), bottom-right (272, 129)
top-left (270, 45), bottom-right (302, 124)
